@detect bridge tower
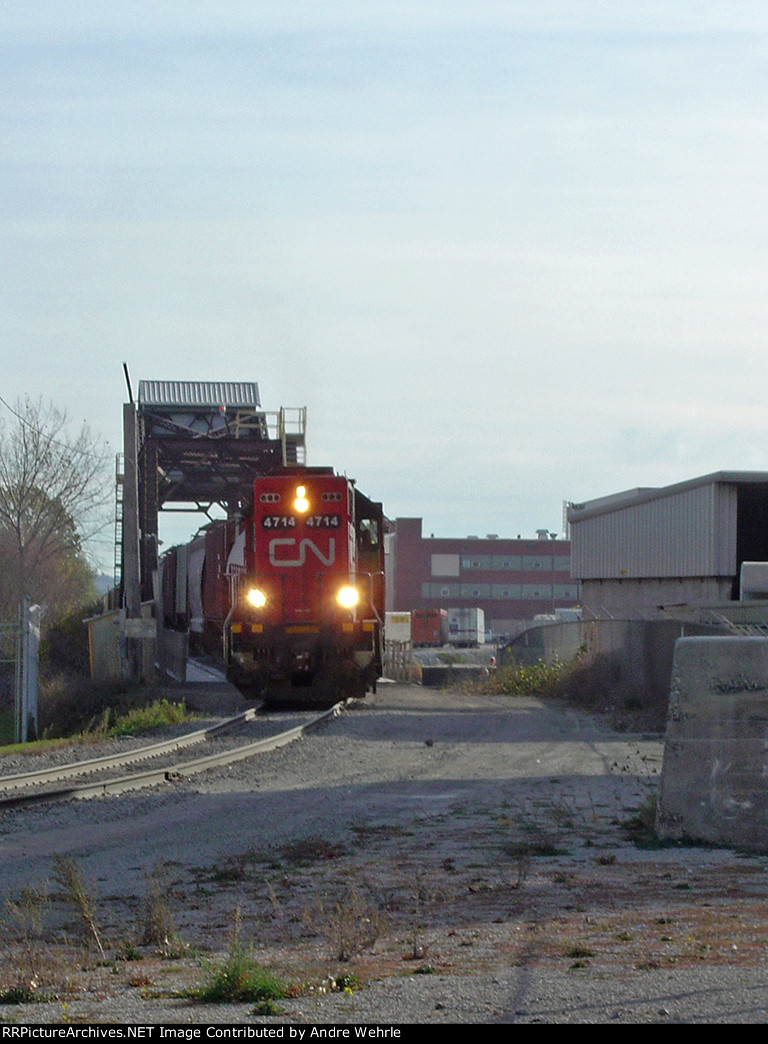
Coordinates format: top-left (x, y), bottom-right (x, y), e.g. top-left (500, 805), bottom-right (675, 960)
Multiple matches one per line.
top-left (120, 379), bottom-right (306, 608)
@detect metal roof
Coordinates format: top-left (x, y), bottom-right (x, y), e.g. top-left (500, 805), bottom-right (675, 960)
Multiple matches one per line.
top-left (137, 380), bottom-right (261, 409)
top-left (568, 471), bottom-right (768, 524)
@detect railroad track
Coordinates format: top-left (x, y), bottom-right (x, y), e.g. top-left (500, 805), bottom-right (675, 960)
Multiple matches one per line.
top-left (0, 702), bottom-right (345, 809)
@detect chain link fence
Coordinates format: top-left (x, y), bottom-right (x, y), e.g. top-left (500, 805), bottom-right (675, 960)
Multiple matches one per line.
top-left (383, 640), bottom-right (420, 683)
top-left (0, 599), bottom-right (40, 744)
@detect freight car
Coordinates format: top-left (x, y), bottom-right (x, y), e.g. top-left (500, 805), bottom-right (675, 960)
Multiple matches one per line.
top-left (160, 466), bottom-right (385, 704)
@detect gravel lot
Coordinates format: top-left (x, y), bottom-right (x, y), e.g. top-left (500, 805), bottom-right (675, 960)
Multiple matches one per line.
top-left (2, 681), bottom-right (768, 1025)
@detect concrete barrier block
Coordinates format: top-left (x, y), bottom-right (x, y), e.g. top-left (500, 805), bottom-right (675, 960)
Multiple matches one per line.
top-left (656, 636), bottom-right (768, 849)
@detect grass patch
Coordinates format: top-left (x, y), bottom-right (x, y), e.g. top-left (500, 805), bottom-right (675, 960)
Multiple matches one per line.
top-left (109, 699), bottom-right (190, 737)
top-left (193, 911), bottom-right (290, 1006)
top-left (0, 689), bottom-right (197, 755)
top-left (279, 837), bottom-right (346, 866)
top-left (622, 795), bottom-right (660, 848)
top-left (0, 984), bottom-right (44, 1005)
top-left (196, 959), bottom-right (289, 1006)
top-left (502, 837), bottom-right (565, 859)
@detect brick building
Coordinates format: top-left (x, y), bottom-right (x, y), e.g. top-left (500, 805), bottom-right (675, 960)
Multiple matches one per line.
top-left (387, 517), bottom-right (579, 638)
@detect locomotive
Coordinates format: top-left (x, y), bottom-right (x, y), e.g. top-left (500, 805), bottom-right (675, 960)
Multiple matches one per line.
top-left (160, 466), bottom-right (386, 704)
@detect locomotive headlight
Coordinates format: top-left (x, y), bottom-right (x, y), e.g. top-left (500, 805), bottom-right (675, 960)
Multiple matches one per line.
top-left (294, 485), bottom-right (309, 512)
top-left (336, 585), bottom-right (359, 609)
top-left (246, 587), bottom-right (267, 609)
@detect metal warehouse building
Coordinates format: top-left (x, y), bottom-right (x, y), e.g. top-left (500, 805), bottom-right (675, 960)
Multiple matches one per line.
top-left (567, 471), bottom-right (768, 619)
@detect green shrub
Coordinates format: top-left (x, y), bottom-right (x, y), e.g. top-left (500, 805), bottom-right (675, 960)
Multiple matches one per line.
top-left (110, 699), bottom-right (189, 737)
top-left (0, 984), bottom-right (41, 1005)
top-left (622, 794), bottom-right (660, 847)
top-left (480, 657), bottom-right (568, 697)
top-left (197, 958), bottom-right (288, 1005)
top-left (194, 914), bottom-right (289, 1005)
top-left (34, 674), bottom-right (191, 743)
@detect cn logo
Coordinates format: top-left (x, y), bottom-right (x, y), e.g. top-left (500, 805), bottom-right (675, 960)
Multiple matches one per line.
top-left (269, 537), bottom-right (336, 567)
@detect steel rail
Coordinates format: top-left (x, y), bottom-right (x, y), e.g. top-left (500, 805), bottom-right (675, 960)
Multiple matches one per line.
top-left (0, 703), bottom-right (344, 810)
top-left (0, 707), bottom-right (261, 794)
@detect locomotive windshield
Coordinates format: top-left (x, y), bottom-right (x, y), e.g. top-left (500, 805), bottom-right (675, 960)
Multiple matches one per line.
top-left (358, 518), bottom-right (379, 550)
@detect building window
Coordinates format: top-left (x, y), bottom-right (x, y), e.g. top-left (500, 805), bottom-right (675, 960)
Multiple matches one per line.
top-left (461, 555), bottom-right (491, 570)
top-left (432, 554), bottom-right (460, 577)
top-left (521, 584), bottom-right (553, 599)
top-left (523, 556), bottom-right (551, 571)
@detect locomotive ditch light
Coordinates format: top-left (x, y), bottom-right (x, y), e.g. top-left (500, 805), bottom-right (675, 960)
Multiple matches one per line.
top-left (336, 585), bottom-right (359, 609)
top-left (246, 587), bottom-right (267, 609)
top-left (294, 485), bottom-right (309, 513)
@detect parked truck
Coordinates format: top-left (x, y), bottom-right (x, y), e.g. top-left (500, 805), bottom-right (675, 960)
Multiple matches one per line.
top-left (447, 607), bottom-right (485, 647)
top-left (385, 612), bottom-right (412, 644)
top-left (411, 608), bottom-right (448, 647)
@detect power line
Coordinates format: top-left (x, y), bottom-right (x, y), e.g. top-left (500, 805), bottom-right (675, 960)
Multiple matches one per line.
top-left (0, 395), bottom-right (111, 462)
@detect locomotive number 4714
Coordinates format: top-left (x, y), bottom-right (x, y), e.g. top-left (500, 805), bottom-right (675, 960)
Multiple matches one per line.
top-left (305, 514), bottom-right (341, 528)
top-left (261, 515), bottom-right (296, 529)
top-left (261, 514), bottom-right (341, 529)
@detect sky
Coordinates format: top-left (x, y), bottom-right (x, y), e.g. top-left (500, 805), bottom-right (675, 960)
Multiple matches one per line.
top-left (4, 1), bottom-right (768, 567)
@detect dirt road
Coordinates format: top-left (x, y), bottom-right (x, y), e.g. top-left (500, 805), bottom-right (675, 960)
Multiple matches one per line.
top-left (1, 683), bottom-right (767, 1023)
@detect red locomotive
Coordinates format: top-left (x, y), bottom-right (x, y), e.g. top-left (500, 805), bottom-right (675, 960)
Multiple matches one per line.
top-left (161, 467), bottom-right (385, 704)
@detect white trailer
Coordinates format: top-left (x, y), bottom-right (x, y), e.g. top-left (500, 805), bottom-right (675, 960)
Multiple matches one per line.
top-left (385, 612), bottom-right (412, 644)
top-left (447, 607), bottom-right (485, 647)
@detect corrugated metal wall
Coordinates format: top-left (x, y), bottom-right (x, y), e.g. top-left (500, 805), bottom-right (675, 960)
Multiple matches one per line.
top-left (570, 481), bottom-right (738, 580)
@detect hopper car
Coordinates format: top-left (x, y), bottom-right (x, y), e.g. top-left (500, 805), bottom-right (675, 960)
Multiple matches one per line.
top-left (160, 466), bottom-right (385, 704)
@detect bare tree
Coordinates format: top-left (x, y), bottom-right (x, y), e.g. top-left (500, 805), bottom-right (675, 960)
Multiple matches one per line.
top-left (0, 397), bottom-right (112, 617)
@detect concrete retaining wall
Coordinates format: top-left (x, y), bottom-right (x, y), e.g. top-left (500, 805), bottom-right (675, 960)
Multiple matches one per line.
top-left (656, 636), bottom-right (768, 850)
top-left (501, 619), bottom-right (724, 714)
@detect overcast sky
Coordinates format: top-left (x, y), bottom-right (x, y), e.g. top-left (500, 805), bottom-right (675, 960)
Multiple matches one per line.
top-left (4, 1), bottom-right (768, 564)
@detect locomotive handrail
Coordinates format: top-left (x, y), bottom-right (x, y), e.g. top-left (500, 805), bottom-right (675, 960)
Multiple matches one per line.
top-left (361, 570), bottom-right (386, 626)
